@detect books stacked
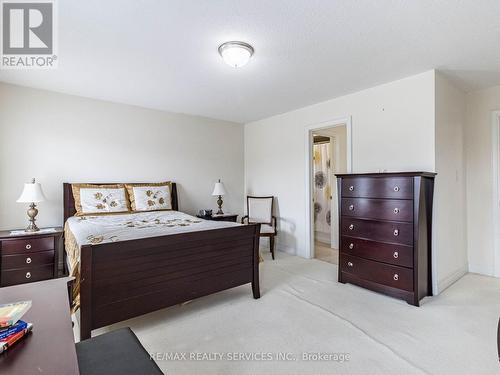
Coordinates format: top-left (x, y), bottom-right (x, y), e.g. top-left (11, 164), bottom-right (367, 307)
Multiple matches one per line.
top-left (0, 301), bottom-right (33, 354)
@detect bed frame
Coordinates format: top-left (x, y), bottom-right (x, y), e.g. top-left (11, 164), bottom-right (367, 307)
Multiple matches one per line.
top-left (63, 182), bottom-right (261, 340)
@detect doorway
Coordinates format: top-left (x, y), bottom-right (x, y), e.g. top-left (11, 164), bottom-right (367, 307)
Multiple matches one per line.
top-left (311, 124), bottom-right (349, 264)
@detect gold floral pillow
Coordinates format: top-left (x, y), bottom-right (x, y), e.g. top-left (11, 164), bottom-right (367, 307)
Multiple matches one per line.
top-left (72, 184), bottom-right (129, 216)
top-left (125, 182), bottom-right (172, 212)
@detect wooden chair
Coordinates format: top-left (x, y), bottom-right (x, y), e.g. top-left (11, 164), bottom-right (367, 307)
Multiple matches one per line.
top-left (241, 196), bottom-right (277, 259)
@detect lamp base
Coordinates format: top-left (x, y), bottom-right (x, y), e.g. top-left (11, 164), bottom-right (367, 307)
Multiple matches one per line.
top-left (25, 223), bottom-right (40, 232)
top-left (216, 195), bottom-right (224, 215)
top-left (25, 203), bottom-right (40, 232)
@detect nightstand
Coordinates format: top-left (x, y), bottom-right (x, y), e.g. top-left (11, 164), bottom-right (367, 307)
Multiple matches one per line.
top-left (0, 228), bottom-right (63, 287)
top-left (196, 214), bottom-right (238, 222)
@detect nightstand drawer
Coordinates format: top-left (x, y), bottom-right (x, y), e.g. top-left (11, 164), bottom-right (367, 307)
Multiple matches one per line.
top-left (2, 250), bottom-right (54, 270)
top-left (1, 236), bottom-right (54, 255)
top-left (1, 264), bottom-right (54, 286)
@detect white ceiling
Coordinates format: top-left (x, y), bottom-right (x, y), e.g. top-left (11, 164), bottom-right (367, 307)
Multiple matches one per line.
top-left (1, 0), bottom-right (500, 123)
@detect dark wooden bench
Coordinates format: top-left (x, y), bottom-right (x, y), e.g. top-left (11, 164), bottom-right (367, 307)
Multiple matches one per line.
top-left (76, 328), bottom-right (163, 375)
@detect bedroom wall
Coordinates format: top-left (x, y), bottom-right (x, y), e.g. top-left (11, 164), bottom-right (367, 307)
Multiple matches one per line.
top-left (244, 70), bottom-right (436, 257)
top-left (0, 83), bottom-right (244, 230)
top-left (465, 85), bottom-right (500, 276)
top-left (434, 73), bottom-right (468, 290)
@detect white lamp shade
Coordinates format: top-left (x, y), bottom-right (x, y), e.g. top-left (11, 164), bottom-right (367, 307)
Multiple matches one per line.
top-left (17, 182), bottom-right (46, 203)
top-left (212, 182), bottom-right (227, 196)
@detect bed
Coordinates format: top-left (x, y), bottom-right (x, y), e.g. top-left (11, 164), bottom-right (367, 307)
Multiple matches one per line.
top-left (63, 182), bottom-right (261, 340)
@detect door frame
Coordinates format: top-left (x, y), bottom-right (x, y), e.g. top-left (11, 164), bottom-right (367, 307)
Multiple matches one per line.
top-left (329, 135), bottom-right (340, 249)
top-left (305, 116), bottom-right (352, 259)
top-left (492, 110), bottom-right (500, 277)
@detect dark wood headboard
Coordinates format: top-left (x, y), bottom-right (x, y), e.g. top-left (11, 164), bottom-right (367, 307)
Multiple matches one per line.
top-left (63, 182), bottom-right (179, 223)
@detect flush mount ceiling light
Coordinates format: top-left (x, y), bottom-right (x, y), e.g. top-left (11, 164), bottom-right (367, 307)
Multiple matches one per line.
top-left (218, 41), bottom-right (254, 68)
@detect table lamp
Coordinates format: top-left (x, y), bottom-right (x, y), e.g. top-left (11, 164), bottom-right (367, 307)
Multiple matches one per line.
top-left (17, 178), bottom-right (46, 232)
top-left (212, 179), bottom-right (227, 215)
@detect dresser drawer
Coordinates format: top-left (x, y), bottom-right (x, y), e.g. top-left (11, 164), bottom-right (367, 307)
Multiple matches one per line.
top-left (341, 198), bottom-right (413, 222)
top-left (1, 264), bottom-right (54, 286)
top-left (341, 177), bottom-right (413, 199)
top-left (341, 254), bottom-right (413, 292)
top-left (341, 236), bottom-right (413, 268)
top-left (2, 250), bottom-right (54, 270)
top-left (1, 236), bottom-right (55, 255)
top-left (341, 218), bottom-right (413, 246)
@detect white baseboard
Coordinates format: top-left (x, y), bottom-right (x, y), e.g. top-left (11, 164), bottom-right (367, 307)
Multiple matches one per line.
top-left (436, 265), bottom-right (468, 294)
top-left (277, 243), bottom-right (296, 255)
top-left (468, 263), bottom-right (495, 277)
top-left (258, 239), bottom-right (296, 255)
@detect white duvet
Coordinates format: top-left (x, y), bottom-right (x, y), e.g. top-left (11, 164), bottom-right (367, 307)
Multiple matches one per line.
top-left (66, 210), bottom-right (240, 248)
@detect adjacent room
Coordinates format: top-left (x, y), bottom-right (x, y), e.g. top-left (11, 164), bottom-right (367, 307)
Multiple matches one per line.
top-left (0, 1), bottom-right (499, 374)
top-left (312, 124), bottom-right (348, 265)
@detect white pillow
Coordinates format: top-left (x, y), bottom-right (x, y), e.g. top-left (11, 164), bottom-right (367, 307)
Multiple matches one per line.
top-left (129, 185), bottom-right (172, 211)
top-left (77, 187), bottom-right (128, 215)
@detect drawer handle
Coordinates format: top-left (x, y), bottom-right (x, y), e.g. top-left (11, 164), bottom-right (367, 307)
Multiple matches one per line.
top-left (393, 274), bottom-right (399, 281)
top-left (393, 229), bottom-right (399, 236)
top-left (26, 257), bottom-right (32, 264)
top-left (349, 243), bottom-right (354, 249)
top-left (26, 244), bottom-right (32, 250)
top-left (393, 251), bottom-right (399, 259)
top-left (349, 224), bottom-right (354, 230)
top-left (347, 261), bottom-right (353, 267)
top-left (348, 185), bottom-right (354, 191)
top-left (25, 272), bottom-right (31, 279)
top-left (393, 208), bottom-right (400, 214)
top-left (394, 186), bottom-right (400, 192)
top-left (348, 204), bottom-right (354, 211)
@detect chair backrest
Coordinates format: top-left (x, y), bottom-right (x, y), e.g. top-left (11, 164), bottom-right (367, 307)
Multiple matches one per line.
top-left (247, 196), bottom-right (274, 225)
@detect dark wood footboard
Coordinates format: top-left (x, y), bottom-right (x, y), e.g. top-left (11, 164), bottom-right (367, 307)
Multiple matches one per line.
top-left (79, 224), bottom-right (260, 340)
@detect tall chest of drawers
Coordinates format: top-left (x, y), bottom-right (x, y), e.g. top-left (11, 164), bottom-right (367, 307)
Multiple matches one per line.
top-left (336, 172), bottom-right (436, 306)
top-left (0, 229), bottom-right (63, 287)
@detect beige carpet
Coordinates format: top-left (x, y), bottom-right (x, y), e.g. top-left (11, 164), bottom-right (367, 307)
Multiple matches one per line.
top-left (87, 252), bottom-right (500, 375)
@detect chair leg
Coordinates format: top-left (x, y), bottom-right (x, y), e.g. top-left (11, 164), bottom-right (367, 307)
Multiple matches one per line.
top-left (270, 236), bottom-right (275, 260)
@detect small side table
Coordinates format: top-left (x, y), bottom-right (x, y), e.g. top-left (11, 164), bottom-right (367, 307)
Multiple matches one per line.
top-left (0, 228), bottom-right (63, 287)
top-left (196, 214), bottom-right (238, 223)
